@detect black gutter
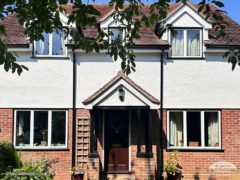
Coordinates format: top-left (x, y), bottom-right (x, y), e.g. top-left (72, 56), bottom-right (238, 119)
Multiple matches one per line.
top-left (205, 44), bottom-right (240, 48)
top-left (71, 45), bottom-right (77, 167)
top-left (160, 48), bottom-right (164, 180)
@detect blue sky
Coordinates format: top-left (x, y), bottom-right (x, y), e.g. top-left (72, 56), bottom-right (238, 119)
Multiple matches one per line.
top-left (191, 0), bottom-right (240, 23)
top-left (86, 0), bottom-right (240, 24)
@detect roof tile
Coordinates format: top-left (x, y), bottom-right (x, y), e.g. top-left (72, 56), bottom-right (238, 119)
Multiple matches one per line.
top-left (1, 3), bottom-right (239, 46)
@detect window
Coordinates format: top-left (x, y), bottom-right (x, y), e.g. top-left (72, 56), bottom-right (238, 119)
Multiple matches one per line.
top-left (168, 110), bottom-right (221, 149)
top-left (14, 110), bottom-right (68, 149)
top-left (171, 29), bottom-right (201, 57)
top-left (109, 27), bottom-right (124, 43)
top-left (35, 31), bottom-right (67, 56)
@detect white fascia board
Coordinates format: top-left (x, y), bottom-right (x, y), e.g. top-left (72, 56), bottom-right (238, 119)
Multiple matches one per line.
top-left (166, 5), bottom-right (212, 29)
top-left (84, 79), bottom-right (159, 109)
top-left (205, 48), bottom-right (228, 53)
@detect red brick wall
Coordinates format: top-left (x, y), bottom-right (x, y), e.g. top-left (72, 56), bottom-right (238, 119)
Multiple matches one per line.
top-left (0, 109), bottom-right (73, 180)
top-left (163, 110), bottom-right (240, 180)
top-left (0, 109), bottom-right (13, 142)
top-left (3, 108), bottom-right (240, 179)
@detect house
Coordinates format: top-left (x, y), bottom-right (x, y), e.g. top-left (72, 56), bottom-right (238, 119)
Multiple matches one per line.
top-left (0, 2), bottom-right (240, 180)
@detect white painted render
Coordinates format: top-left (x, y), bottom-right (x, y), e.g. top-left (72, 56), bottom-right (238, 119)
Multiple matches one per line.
top-left (0, 51), bottom-right (239, 109)
top-left (76, 53), bottom-right (160, 109)
top-left (0, 53), bottom-right (73, 108)
top-left (164, 53), bottom-right (240, 109)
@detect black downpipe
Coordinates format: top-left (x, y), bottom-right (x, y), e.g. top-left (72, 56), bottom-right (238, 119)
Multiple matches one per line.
top-left (160, 48), bottom-right (164, 180)
top-left (72, 46), bottom-right (77, 167)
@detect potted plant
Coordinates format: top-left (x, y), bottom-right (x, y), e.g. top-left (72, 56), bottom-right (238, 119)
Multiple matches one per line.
top-left (71, 166), bottom-right (84, 180)
top-left (164, 151), bottom-right (182, 180)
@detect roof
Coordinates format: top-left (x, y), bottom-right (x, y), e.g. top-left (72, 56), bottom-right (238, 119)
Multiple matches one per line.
top-left (0, 13), bottom-right (28, 45)
top-left (83, 71), bottom-right (160, 105)
top-left (0, 3), bottom-right (240, 47)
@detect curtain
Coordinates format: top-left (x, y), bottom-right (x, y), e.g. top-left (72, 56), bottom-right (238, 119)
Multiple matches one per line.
top-left (187, 30), bottom-right (200, 56)
top-left (208, 113), bottom-right (219, 147)
top-left (35, 40), bottom-right (45, 55)
top-left (18, 114), bottom-right (24, 136)
top-left (60, 31), bottom-right (66, 55)
top-left (39, 40), bottom-right (45, 54)
top-left (170, 120), bottom-right (177, 146)
top-left (170, 112), bottom-right (183, 147)
top-left (171, 30), bottom-right (184, 56)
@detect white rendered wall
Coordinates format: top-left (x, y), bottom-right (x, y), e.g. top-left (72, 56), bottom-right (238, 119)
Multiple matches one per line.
top-left (0, 51), bottom-right (240, 109)
top-left (0, 52), bottom-right (73, 108)
top-left (76, 52), bottom-right (161, 108)
top-left (164, 53), bottom-right (240, 109)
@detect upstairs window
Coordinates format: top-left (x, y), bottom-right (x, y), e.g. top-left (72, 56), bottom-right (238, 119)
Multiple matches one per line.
top-left (35, 31), bottom-right (67, 56)
top-left (171, 29), bottom-right (201, 57)
top-left (109, 27), bottom-right (124, 43)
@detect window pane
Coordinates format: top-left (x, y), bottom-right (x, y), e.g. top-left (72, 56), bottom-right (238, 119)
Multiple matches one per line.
top-left (171, 30), bottom-right (184, 56)
top-left (205, 112), bottom-right (219, 147)
top-left (187, 30), bottom-right (200, 56)
top-left (52, 31), bottom-right (66, 55)
top-left (52, 111), bottom-right (66, 146)
top-left (169, 112), bottom-right (184, 147)
top-left (16, 111), bottom-right (30, 146)
top-left (187, 112), bottom-right (201, 147)
top-left (36, 32), bottom-right (49, 55)
top-left (34, 111), bottom-right (48, 146)
top-left (110, 28), bottom-right (123, 43)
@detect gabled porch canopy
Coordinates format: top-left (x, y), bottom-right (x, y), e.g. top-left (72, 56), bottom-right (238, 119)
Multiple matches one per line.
top-left (82, 71), bottom-right (160, 109)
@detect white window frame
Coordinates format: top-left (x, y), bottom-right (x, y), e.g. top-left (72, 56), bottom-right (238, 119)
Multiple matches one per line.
top-left (169, 29), bottom-right (203, 58)
top-left (167, 110), bottom-right (221, 150)
top-left (34, 32), bottom-right (68, 58)
top-left (14, 110), bottom-right (68, 150)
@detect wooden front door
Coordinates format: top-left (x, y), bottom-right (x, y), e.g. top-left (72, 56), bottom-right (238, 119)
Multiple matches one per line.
top-left (105, 110), bottom-right (129, 172)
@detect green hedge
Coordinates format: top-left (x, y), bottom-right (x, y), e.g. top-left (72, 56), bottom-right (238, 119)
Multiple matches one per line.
top-left (3, 158), bottom-right (58, 180)
top-left (0, 141), bottom-right (22, 174)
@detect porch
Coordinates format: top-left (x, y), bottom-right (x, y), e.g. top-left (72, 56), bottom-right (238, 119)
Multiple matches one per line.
top-left (77, 71), bottom-right (161, 179)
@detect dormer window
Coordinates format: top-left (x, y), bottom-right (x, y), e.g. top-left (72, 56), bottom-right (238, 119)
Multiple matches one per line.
top-left (35, 30), bottom-right (67, 56)
top-left (109, 27), bottom-right (124, 43)
top-left (170, 29), bottom-right (202, 57)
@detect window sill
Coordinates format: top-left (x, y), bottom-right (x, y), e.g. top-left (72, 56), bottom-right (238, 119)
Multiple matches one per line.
top-left (15, 147), bottom-right (69, 151)
top-left (31, 56), bottom-right (70, 60)
top-left (167, 147), bottom-right (224, 152)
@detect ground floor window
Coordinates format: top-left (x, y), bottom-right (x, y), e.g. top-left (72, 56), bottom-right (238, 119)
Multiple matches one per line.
top-left (14, 110), bottom-right (68, 149)
top-left (168, 110), bottom-right (221, 149)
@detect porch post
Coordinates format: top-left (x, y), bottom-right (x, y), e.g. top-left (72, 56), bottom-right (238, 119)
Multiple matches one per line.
top-left (148, 110), bottom-right (153, 154)
top-left (137, 109), bottom-right (141, 154)
top-left (89, 110), bottom-right (98, 157)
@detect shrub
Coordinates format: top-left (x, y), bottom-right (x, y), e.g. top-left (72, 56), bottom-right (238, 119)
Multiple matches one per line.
top-left (3, 158), bottom-right (58, 180)
top-left (0, 141), bottom-right (22, 174)
top-left (164, 151), bottom-right (182, 179)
